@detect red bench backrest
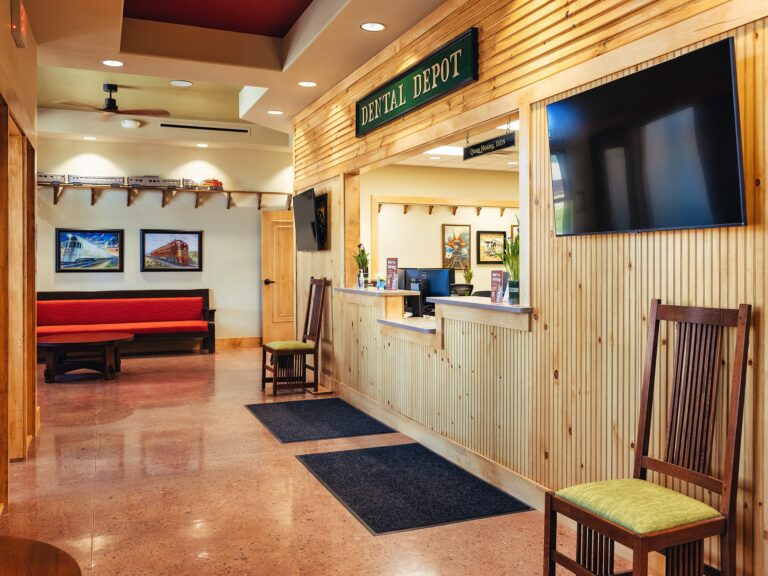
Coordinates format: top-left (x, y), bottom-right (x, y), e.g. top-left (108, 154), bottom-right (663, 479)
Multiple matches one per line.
top-left (37, 297), bottom-right (204, 326)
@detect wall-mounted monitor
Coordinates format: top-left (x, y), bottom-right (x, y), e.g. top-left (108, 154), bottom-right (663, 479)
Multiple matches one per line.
top-left (546, 38), bottom-right (745, 236)
top-left (293, 188), bottom-right (327, 251)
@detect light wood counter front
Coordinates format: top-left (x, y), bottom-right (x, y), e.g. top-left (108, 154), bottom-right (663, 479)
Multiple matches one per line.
top-left (428, 296), bottom-right (532, 332)
top-left (377, 316), bottom-right (440, 348)
top-left (335, 287), bottom-right (419, 320)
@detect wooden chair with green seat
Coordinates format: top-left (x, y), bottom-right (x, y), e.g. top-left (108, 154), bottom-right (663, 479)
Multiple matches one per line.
top-left (544, 299), bottom-right (751, 576)
top-left (261, 277), bottom-right (327, 396)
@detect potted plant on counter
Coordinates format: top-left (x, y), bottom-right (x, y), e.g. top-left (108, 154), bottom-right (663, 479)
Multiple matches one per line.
top-left (353, 244), bottom-right (369, 288)
top-left (501, 226), bottom-right (520, 304)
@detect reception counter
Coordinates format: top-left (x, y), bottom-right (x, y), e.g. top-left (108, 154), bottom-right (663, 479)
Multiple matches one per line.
top-left (333, 285), bottom-right (541, 507)
top-left (336, 287), bottom-right (533, 350)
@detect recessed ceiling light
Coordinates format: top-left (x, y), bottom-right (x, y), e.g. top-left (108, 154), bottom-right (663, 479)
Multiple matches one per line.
top-left (496, 120), bottom-right (520, 131)
top-left (267, 110), bottom-right (284, 115)
top-left (120, 119), bottom-right (141, 129)
top-left (424, 146), bottom-right (463, 157)
top-left (83, 136), bottom-right (97, 141)
top-left (298, 81), bottom-right (317, 88)
top-left (196, 143), bottom-right (209, 148)
top-left (361, 22), bottom-right (386, 32)
top-left (429, 156), bottom-right (441, 160)
top-left (507, 161), bottom-right (518, 165)
top-left (171, 80), bottom-right (193, 88)
top-left (102, 59), bottom-right (124, 67)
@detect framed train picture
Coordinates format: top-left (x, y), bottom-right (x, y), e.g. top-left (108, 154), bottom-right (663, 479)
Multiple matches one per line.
top-left (140, 229), bottom-right (203, 272)
top-left (55, 229), bottom-right (124, 273)
top-left (476, 230), bottom-right (506, 264)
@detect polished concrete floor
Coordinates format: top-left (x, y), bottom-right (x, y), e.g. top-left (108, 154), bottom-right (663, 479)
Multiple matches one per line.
top-left (1, 349), bottom-right (580, 575)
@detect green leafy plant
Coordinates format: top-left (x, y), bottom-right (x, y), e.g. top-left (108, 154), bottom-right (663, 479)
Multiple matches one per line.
top-left (353, 244), bottom-right (369, 270)
top-left (501, 224), bottom-right (520, 281)
top-left (462, 265), bottom-right (474, 284)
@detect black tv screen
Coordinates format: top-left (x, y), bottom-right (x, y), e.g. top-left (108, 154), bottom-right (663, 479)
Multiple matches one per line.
top-left (546, 38), bottom-right (745, 236)
top-left (293, 188), bottom-right (323, 251)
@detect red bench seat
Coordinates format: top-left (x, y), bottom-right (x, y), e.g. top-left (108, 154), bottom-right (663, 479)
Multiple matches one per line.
top-left (36, 295), bottom-right (215, 353)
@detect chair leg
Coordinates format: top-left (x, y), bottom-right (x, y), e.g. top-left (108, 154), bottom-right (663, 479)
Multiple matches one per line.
top-left (261, 348), bottom-right (267, 391)
top-left (632, 544), bottom-right (648, 576)
top-left (720, 528), bottom-right (736, 576)
top-left (543, 492), bottom-right (557, 576)
top-left (273, 352), bottom-right (279, 397)
top-left (312, 353), bottom-right (318, 393)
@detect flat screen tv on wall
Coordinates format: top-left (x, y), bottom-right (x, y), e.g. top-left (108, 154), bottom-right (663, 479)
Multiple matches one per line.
top-left (293, 188), bottom-right (327, 251)
top-left (546, 38), bottom-right (745, 237)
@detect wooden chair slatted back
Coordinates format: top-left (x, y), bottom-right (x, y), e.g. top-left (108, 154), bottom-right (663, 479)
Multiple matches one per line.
top-left (665, 320), bottom-right (724, 475)
top-left (301, 277), bottom-right (327, 346)
top-left (633, 299), bottom-right (751, 517)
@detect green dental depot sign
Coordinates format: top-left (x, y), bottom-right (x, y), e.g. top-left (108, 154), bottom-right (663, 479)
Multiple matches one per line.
top-left (356, 28), bottom-right (479, 137)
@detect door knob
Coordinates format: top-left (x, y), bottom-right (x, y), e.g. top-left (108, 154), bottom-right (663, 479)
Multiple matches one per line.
top-left (264, 279), bottom-right (275, 285)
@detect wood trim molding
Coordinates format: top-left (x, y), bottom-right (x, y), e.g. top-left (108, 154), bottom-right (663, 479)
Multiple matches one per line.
top-left (215, 337), bottom-right (262, 350)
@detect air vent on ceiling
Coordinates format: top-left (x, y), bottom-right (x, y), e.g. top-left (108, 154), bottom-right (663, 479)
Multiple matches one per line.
top-left (160, 122), bottom-right (251, 135)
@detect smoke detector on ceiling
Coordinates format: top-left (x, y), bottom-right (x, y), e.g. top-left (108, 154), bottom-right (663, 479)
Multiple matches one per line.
top-left (121, 119), bottom-right (142, 129)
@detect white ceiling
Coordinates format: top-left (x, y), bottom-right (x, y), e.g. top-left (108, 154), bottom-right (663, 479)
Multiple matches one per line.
top-left (25, 0), bottom-right (447, 134)
top-left (398, 126), bottom-right (520, 172)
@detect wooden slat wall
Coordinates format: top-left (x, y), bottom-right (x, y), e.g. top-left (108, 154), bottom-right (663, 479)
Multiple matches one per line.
top-left (293, 0), bottom-right (732, 189)
top-left (294, 2), bottom-right (767, 574)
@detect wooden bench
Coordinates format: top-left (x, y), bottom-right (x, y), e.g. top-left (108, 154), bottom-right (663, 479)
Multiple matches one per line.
top-left (37, 289), bottom-right (216, 354)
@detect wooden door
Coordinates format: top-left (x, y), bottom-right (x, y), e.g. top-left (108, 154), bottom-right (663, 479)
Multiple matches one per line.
top-left (261, 210), bottom-right (295, 344)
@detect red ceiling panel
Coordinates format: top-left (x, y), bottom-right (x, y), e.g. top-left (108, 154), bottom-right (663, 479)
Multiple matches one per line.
top-left (124, 0), bottom-right (314, 38)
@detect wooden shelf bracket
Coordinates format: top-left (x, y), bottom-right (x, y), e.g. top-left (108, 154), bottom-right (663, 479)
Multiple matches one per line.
top-left (90, 188), bottom-right (103, 206)
top-left (451, 206), bottom-right (458, 216)
top-left (428, 205), bottom-right (434, 215)
top-left (226, 192), bottom-right (235, 210)
top-left (52, 185), bottom-right (64, 205)
top-left (127, 188), bottom-right (139, 207)
top-left (161, 189), bottom-right (177, 208)
top-left (403, 204), bottom-right (409, 215)
top-left (257, 192), bottom-right (263, 211)
top-left (286, 194), bottom-right (293, 210)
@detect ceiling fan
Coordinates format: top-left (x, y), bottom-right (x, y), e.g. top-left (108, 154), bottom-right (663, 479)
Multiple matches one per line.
top-left (56, 84), bottom-right (171, 117)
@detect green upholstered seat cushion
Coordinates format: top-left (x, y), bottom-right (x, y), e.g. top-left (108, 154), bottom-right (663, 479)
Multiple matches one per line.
top-left (556, 478), bottom-right (720, 534)
top-left (265, 340), bottom-right (314, 351)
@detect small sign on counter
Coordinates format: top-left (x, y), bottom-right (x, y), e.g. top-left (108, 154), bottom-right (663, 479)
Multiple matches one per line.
top-left (491, 270), bottom-right (508, 303)
top-left (386, 258), bottom-right (399, 290)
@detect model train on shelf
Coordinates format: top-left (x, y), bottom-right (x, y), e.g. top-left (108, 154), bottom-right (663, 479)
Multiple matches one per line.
top-left (148, 239), bottom-right (192, 267)
top-left (59, 234), bottom-right (117, 269)
top-left (36, 173), bottom-right (224, 190)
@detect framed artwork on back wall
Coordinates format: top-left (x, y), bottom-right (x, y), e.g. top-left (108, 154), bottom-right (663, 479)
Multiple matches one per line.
top-left (476, 231), bottom-right (506, 264)
top-left (55, 228), bottom-right (124, 273)
top-left (141, 229), bottom-right (203, 272)
top-left (442, 224), bottom-right (471, 269)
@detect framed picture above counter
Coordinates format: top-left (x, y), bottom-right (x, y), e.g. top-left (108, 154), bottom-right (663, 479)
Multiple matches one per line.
top-left (476, 231), bottom-right (506, 264)
top-left (442, 224), bottom-right (470, 269)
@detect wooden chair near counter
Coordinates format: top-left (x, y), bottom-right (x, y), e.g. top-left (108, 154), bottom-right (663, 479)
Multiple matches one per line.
top-left (544, 299), bottom-right (752, 576)
top-left (261, 277), bottom-right (327, 396)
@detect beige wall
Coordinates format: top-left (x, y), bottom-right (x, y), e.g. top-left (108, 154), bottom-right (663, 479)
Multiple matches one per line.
top-left (361, 165), bottom-right (519, 291)
top-left (36, 138), bottom-right (294, 338)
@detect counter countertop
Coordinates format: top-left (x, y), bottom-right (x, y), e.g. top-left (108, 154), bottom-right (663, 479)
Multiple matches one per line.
top-left (427, 296), bottom-right (533, 314)
top-left (335, 287), bottom-right (420, 297)
top-left (376, 316), bottom-right (437, 333)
